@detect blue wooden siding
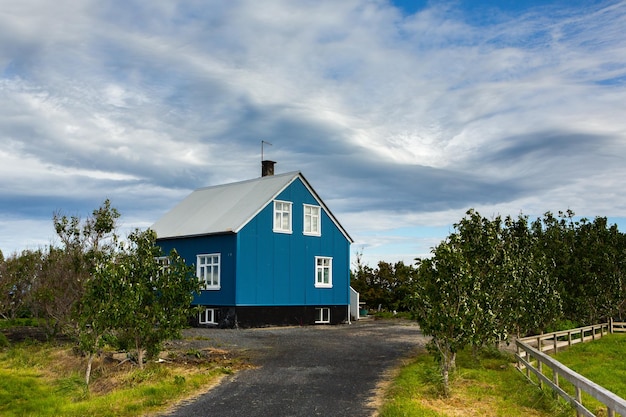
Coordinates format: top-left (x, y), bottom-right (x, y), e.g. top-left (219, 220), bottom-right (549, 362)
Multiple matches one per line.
top-left (236, 177), bottom-right (350, 307)
top-left (156, 234), bottom-right (237, 306)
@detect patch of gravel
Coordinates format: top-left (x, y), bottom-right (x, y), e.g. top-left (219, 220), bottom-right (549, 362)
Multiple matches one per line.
top-left (162, 319), bottom-right (428, 417)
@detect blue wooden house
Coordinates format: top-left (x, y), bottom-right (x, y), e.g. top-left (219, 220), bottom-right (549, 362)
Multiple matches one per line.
top-left (151, 162), bottom-right (354, 327)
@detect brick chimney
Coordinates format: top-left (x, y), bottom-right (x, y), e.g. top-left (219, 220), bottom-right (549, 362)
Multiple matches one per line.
top-left (262, 160), bottom-right (276, 177)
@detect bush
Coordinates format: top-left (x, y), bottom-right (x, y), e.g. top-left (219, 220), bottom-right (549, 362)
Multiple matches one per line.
top-left (373, 311), bottom-right (413, 320)
top-left (545, 319), bottom-right (580, 333)
top-left (0, 331), bottom-right (9, 348)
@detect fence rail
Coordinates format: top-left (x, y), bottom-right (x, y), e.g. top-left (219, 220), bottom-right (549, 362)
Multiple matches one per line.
top-left (518, 323), bottom-right (610, 354)
top-left (611, 320), bottom-right (626, 333)
top-left (516, 321), bottom-right (626, 417)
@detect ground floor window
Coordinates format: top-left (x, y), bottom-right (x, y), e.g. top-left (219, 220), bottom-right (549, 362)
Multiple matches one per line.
top-left (197, 254), bottom-right (220, 290)
top-left (315, 307), bottom-right (331, 324)
top-left (199, 308), bottom-right (218, 325)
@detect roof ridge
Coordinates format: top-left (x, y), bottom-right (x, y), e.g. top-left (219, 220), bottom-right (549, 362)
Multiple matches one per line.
top-left (194, 171), bottom-right (301, 192)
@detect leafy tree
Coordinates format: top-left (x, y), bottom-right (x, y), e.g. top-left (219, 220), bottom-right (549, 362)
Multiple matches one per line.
top-left (411, 237), bottom-right (472, 396)
top-left (0, 250), bottom-right (43, 320)
top-left (571, 217), bottom-right (626, 323)
top-left (30, 200), bottom-right (120, 337)
top-left (76, 251), bottom-right (119, 385)
top-left (351, 253), bottom-right (416, 312)
top-left (501, 214), bottom-right (561, 336)
top-left (532, 211), bottom-right (626, 326)
top-left (451, 210), bottom-right (507, 351)
top-left (410, 209), bottom-right (563, 395)
top-left (98, 229), bottom-right (199, 368)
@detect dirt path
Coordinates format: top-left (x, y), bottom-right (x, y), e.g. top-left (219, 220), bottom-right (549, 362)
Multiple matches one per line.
top-left (161, 319), bottom-right (427, 417)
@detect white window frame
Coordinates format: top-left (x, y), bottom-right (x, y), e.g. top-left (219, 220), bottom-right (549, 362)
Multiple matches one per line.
top-left (303, 204), bottom-right (321, 236)
top-left (152, 256), bottom-right (170, 282)
top-left (199, 308), bottom-right (218, 325)
top-left (315, 307), bottom-right (331, 324)
top-left (155, 256), bottom-right (170, 270)
top-left (197, 254), bottom-right (221, 290)
top-left (315, 256), bottom-right (333, 288)
top-left (273, 200), bottom-right (292, 234)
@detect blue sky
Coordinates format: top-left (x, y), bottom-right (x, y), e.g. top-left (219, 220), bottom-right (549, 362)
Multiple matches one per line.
top-left (1, 0), bottom-right (626, 266)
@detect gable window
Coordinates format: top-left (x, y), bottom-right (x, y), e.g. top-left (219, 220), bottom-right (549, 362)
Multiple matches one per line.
top-left (315, 256), bottom-right (333, 288)
top-left (315, 307), bottom-right (331, 324)
top-left (303, 204), bottom-right (321, 236)
top-left (273, 200), bottom-right (292, 233)
top-left (197, 254), bottom-right (220, 290)
top-left (199, 308), bottom-right (218, 325)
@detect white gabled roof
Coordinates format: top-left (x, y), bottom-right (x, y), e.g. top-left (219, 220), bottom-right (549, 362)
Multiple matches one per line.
top-left (152, 171), bottom-right (353, 242)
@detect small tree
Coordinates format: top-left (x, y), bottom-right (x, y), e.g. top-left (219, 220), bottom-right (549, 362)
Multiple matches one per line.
top-left (31, 200), bottom-right (120, 337)
top-left (0, 250), bottom-right (43, 320)
top-left (107, 229), bottom-right (199, 368)
top-left (77, 228), bottom-right (199, 384)
top-left (76, 253), bottom-right (119, 385)
top-left (351, 253), bottom-right (416, 312)
top-left (410, 210), bottom-right (519, 395)
top-left (412, 238), bottom-right (472, 397)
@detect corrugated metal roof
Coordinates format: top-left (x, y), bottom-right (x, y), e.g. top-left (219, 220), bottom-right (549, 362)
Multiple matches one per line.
top-left (152, 171), bottom-right (300, 239)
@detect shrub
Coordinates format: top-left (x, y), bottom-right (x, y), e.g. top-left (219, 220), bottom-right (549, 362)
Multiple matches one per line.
top-left (0, 331), bottom-right (9, 348)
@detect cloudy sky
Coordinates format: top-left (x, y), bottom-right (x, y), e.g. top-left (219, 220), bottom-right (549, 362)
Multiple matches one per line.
top-left (1, 0), bottom-right (626, 266)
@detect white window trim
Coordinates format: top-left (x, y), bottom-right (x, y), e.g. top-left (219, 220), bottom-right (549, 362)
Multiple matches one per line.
top-left (303, 204), bottom-right (321, 236)
top-left (199, 308), bottom-right (218, 325)
top-left (315, 256), bottom-right (333, 288)
top-left (315, 307), bottom-right (331, 324)
top-left (154, 256), bottom-right (170, 277)
top-left (273, 200), bottom-right (293, 234)
top-left (197, 253), bottom-right (221, 290)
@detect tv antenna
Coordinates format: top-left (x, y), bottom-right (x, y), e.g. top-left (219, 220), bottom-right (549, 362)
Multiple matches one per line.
top-left (261, 140), bottom-right (273, 161)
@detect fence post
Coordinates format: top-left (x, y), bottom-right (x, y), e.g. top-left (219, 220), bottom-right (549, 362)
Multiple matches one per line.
top-left (576, 387), bottom-right (582, 417)
top-left (537, 336), bottom-right (541, 352)
top-left (593, 325), bottom-right (596, 341)
top-left (568, 330), bottom-right (572, 347)
top-left (553, 370), bottom-right (559, 399)
top-left (610, 317), bottom-right (614, 334)
top-left (553, 334), bottom-right (558, 353)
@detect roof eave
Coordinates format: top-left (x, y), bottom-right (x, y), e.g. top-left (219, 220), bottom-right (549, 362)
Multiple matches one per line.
top-left (156, 230), bottom-right (237, 241)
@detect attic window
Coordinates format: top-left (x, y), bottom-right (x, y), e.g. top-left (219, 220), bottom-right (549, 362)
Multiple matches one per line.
top-left (273, 200), bottom-right (292, 233)
top-left (303, 204), bottom-right (321, 236)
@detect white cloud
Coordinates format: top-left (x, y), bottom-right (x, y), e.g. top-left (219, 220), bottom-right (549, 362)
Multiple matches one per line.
top-left (1, 0), bottom-right (626, 262)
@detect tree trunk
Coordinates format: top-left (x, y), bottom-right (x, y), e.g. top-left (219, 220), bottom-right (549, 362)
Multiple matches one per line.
top-left (136, 338), bottom-right (144, 369)
top-left (442, 365), bottom-right (450, 397)
top-left (440, 350), bottom-right (456, 397)
top-left (85, 352), bottom-right (94, 387)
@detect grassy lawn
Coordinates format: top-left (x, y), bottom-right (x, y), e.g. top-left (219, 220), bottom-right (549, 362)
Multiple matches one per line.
top-left (551, 333), bottom-right (626, 415)
top-left (0, 336), bottom-right (242, 417)
top-left (379, 347), bottom-right (575, 417)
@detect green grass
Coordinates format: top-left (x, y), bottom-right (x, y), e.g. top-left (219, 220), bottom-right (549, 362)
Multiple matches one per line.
top-left (373, 311), bottom-right (414, 320)
top-left (0, 318), bottom-right (41, 329)
top-left (552, 333), bottom-right (626, 415)
top-left (0, 341), bottom-right (233, 417)
top-left (379, 347), bottom-right (575, 417)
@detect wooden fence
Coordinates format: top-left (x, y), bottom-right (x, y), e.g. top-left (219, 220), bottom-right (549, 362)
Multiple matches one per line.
top-left (516, 321), bottom-right (626, 417)
top-left (518, 323), bottom-right (610, 354)
top-left (611, 319), bottom-right (626, 333)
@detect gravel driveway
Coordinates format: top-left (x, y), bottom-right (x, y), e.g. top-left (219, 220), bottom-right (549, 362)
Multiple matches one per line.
top-left (162, 319), bottom-right (428, 417)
